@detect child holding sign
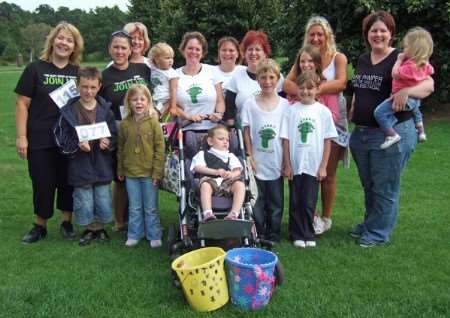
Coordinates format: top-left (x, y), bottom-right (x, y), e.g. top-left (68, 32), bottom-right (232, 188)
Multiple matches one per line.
top-left (55, 67), bottom-right (117, 246)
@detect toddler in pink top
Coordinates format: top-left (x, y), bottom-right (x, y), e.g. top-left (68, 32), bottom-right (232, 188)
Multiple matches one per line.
top-left (374, 27), bottom-right (434, 149)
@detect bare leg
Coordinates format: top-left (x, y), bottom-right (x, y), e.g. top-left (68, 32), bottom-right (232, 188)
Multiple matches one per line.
top-left (113, 181), bottom-right (128, 229)
top-left (61, 210), bottom-right (72, 222)
top-left (200, 182), bottom-right (214, 214)
top-left (35, 215), bottom-right (47, 227)
top-left (229, 181), bottom-right (245, 214)
top-left (320, 142), bottom-right (344, 219)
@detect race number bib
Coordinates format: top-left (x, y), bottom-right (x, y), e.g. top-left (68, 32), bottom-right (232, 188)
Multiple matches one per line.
top-left (160, 121), bottom-right (176, 139)
top-left (75, 122), bottom-right (111, 142)
top-left (49, 79), bottom-right (79, 108)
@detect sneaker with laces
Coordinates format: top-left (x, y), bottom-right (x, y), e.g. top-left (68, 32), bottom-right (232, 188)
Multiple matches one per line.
top-left (293, 240), bottom-right (306, 248)
top-left (79, 229), bottom-right (96, 246)
top-left (305, 241), bottom-right (316, 248)
top-left (313, 215), bottom-right (325, 235)
top-left (418, 132), bottom-right (427, 142)
top-left (380, 134), bottom-right (401, 149)
top-left (96, 229), bottom-right (110, 242)
top-left (60, 221), bottom-right (76, 239)
top-left (125, 238), bottom-right (139, 247)
top-left (22, 224), bottom-right (47, 244)
top-left (321, 217), bottom-right (332, 233)
top-left (150, 239), bottom-right (162, 248)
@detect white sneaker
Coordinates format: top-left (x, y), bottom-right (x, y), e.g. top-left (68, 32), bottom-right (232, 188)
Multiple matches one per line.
top-left (150, 239), bottom-right (162, 248)
top-left (293, 240), bottom-right (306, 248)
top-left (125, 239), bottom-right (139, 247)
top-left (305, 241), bottom-right (316, 248)
top-left (313, 215), bottom-right (325, 235)
top-left (418, 133), bottom-right (427, 142)
top-left (321, 217), bottom-right (332, 233)
top-left (380, 134), bottom-right (401, 149)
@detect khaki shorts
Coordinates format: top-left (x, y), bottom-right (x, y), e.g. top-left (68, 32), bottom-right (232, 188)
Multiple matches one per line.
top-left (199, 176), bottom-right (243, 197)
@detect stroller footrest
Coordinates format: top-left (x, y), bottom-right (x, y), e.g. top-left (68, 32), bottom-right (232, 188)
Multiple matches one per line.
top-left (197, 219), bottom-right (253, 240)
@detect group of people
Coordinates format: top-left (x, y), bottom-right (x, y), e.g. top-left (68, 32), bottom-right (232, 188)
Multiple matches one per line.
top-left (15, 10), bottom-right (434, 249)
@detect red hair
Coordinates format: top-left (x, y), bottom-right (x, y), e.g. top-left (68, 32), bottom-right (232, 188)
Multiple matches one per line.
top-left (240, 30), bottom-right (271, 57)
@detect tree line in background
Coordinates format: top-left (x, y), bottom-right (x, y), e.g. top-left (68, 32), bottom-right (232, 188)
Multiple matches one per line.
top-left (0, 0), bottom-right (448, 102)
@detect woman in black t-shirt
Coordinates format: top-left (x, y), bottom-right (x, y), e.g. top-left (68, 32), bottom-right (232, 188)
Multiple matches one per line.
top-left (349, 11), bottom-right (434, 248)
top-left (15, 22), bottom-right (84, 243)
top-left (99, 30), bottom-right (151, 232)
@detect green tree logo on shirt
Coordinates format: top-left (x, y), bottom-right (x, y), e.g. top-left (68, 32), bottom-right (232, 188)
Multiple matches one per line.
top-left (151, 76), bottom-right (162, 88)
top-left (259, 127), bottom-right (276, 149)
top-left (298, 119), bottom-right (315, 143)
top-left (187, 85), bottom-right (203, 103)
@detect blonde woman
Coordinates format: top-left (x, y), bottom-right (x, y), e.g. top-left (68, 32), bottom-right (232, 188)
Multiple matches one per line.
top-left (284, 16), bottom-right (349, 234)
top-left (15, 21), bottom-right (84, 243)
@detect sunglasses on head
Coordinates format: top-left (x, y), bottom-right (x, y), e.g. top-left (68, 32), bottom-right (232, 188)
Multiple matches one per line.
top-left (110, 30), bottom-right (132, 39)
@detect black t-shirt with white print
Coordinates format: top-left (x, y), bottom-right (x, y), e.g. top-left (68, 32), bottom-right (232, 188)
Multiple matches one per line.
top-left (352, 49), bottom-right (411, 127)
top-left (99, 63), bottom-right (151, 120)
top-left (14, 60), bottom-right (78, 150)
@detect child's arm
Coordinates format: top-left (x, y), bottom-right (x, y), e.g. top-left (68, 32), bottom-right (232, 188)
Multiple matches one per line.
top-left (117, 124), bottom-right (125, 181)
top-left (283, 64), bottom-right (300, 96)
top-left (194, 165), bottom-right (225, 177)
top-left (168, 77), bottom-right (178, 115)
top-left (243, 126), bottom-right (256, 173)
top-left (151, 118), bottom-right (166, 182)
top-left (282, 138), bottom-right (293, 180)
top-left (391, 77), bottom-right (434, 111)
top-left (391, 53), bottom-right (406, 80)
top-left (317, 138), bottom-right (331, 181)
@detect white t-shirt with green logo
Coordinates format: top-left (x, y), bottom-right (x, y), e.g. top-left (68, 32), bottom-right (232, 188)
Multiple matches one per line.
top-left (280, 102), bottom-right (337, 178)
top-left (225, 67), bottom-right (284, 121)
top-left (241, 96), bottom-right (289, 180)
top-left (176, 64), bottom-right (220, 130)
top-left (151, 65), bottom-right (179, 105)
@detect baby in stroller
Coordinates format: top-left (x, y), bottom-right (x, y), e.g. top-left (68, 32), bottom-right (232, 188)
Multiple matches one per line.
top-left (190, 125), bottom-right (245, 222)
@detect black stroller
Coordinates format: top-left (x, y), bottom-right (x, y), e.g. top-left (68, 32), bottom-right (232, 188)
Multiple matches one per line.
top-left (162, 117), bottom-right (284, 286)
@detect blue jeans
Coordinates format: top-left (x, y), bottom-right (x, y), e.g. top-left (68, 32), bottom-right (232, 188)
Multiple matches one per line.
top-left (73, 184), bottom-right (112, 226)
top-left (349, 119), bottom-right (417, 244)
top-left (374, 97), bottom-right (422, 131)
top-left (253, 177), bottom-right (284, 241)
top-left (125, 177), bottom-right (162, 241)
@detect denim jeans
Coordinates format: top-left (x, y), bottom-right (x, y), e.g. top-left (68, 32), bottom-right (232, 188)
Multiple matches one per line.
top-left (125, 177), bottom-right (162, 241)
top-left (73, 184), bottom-right (112, 226)
top-left (349, 119), bottom-right (417, 244)
top-left (253, 177), bottom-right (284, 241)
top-left (374, 97), bottom-right (422, 130)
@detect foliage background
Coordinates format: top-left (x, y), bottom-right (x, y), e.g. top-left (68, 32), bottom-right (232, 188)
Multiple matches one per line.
top-left (0, 0), bottom-right (449, 102)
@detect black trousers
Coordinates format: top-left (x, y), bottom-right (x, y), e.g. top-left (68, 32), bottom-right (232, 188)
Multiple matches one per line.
top-left (253, 176), bottom-right (284, 241)
top-left (28, 148), bottom-right (73, 219)
top-left (288, 174), bottom-right (318, 241)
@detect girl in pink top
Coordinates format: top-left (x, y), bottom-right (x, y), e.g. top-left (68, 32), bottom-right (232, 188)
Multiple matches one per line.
top-left (374, 27), bottom-right (434, 149)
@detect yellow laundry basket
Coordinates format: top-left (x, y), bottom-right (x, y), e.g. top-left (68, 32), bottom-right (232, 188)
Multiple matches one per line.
top-left (171, 247), bottom-right (229, 312)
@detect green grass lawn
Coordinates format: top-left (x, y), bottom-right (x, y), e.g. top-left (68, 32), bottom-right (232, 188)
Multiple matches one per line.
top-left (1, 68), bottom-right (449, 317)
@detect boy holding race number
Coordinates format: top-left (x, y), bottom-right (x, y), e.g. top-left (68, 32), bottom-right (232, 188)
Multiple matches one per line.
top-left (55, 67), bottom-right (117, 246)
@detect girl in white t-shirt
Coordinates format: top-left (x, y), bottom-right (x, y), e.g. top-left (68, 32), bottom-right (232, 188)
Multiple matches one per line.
top-left (148, 42), bottom-right (179, 117)
top-left (242, 59), bottom-right (288, 242)
top-left (281, 72), bottom-right (337, 248)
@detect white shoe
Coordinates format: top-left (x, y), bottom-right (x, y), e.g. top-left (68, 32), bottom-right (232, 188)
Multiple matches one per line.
top-left (150, 239), bottom-right (162, 248)
top-left (321, 217), bottom-right (332, 233)
top-left (418, 133), bottom-right (427, 142)
top-left (313, 215), bottom-right (325, 235)
top-left (380, 134), bottom-right (401, 149)
top-left (125, 239), bottom-right (139, 247)
top-left (293, 240), bottom-right (306, 248)
top-left (305, 241), bottom-right (316, 248)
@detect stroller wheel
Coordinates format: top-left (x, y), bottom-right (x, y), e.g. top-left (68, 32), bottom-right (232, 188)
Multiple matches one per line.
top-left (274, 260), bottom-right (285, 287)
top-left (167, 223), bottom-right (178, 254)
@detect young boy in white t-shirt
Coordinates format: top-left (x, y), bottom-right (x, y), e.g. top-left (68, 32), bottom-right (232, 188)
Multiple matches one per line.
top-left (148, 42), bottom-right (179, 117)
top-left (241, 59), bottom-right (288, 242)
top-left (190, 125), bottom-right (245, 221)
top-left (280, 71), bottom-right (337, 248)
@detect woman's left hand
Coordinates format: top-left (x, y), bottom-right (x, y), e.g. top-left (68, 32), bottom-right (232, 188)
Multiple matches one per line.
top-left (391, 88), bottom-right (409, 112)
top-left (209, 112), bottom-right (223, 122)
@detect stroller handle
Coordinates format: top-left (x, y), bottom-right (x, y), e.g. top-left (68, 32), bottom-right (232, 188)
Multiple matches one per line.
top-left (178, 114), bottom-right (231, 129)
